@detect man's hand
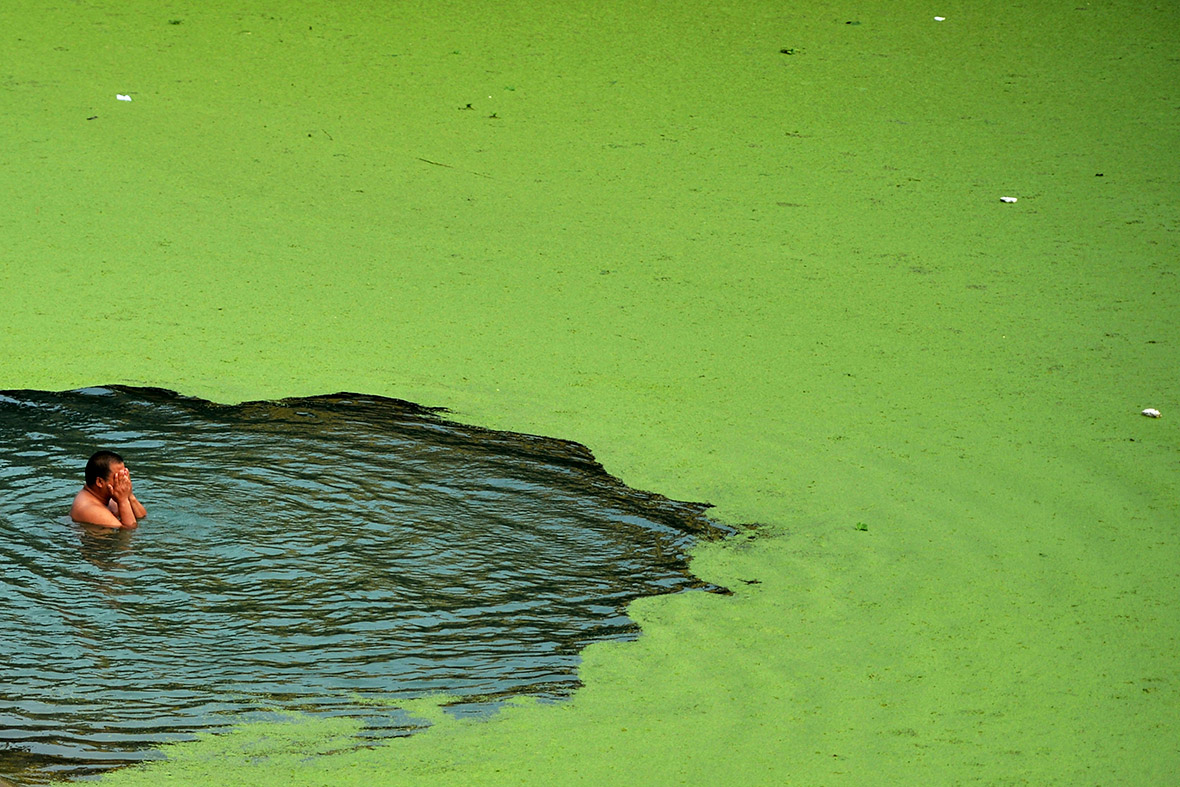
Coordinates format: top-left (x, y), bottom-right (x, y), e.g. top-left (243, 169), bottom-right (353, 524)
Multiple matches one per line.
top-left (111, 467), bottom-right (133, 501)
top-left (106, 468), bottom-right (137, 527)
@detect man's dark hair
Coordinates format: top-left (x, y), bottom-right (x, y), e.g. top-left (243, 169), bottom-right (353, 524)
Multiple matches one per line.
top-left (85, 450), bottom-right (124, 486)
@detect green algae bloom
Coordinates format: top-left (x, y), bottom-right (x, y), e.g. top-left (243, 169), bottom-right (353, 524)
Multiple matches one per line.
top-left (0, 0), bottom-right (1176, 784)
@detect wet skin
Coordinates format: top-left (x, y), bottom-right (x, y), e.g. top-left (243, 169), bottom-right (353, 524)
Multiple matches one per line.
top-left (70, 462), bottom-right (147, 529)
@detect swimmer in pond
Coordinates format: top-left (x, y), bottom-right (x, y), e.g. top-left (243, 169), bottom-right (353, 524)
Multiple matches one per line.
top-left (70, 450), bottom-right (147, 529)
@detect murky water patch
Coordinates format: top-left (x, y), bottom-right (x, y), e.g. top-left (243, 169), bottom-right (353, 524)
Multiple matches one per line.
top-left (0, 386), bottom-right (729, 783)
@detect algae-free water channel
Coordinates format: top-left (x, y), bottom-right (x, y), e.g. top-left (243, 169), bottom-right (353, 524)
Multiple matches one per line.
top-left (0, 386), bottom-right (730, 782)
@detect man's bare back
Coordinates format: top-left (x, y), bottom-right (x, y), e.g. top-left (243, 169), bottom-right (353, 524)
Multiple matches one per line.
top-left (70, 451), bottom-right (146, 529)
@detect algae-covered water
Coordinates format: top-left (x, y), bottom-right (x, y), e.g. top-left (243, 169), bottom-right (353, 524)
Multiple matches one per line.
top-left (0, 386), bottom-right (724, 781)
top-left (0, 0), bottom-right (1177, 784)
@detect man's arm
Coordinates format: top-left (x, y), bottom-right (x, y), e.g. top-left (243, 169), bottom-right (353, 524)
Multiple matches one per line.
top-left (123, 468), bottom-right (146, 519)
top-left (108, 470), bottom-right (139, 528)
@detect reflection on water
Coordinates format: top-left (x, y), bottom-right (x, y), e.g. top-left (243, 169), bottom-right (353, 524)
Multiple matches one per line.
top-left (0, 386), bottom-right (728, 783)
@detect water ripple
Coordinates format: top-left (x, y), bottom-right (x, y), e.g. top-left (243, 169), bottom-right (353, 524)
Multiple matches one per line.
top-left (0, 387), bottom-right (728, 783)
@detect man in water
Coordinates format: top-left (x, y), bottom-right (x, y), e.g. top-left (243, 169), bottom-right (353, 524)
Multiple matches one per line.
top-left (70, 450), bottom-right (147, 528)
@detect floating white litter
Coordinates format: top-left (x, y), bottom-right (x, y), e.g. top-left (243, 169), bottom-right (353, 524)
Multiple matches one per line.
top-left (934, 16), bottom-right (946, 21)
top-left (116, 94), bottom-right (132, 101)
top-left (1000, 196), bottom-right (1018, 203)
top-left (1142, 408), bottom-right (1161, 418)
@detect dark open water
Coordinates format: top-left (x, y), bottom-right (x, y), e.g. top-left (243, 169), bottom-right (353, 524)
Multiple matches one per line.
top-left (0, 386), bottom-right (728, 783)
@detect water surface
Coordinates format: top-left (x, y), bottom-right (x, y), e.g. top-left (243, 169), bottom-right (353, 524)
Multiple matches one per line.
top-left (0, 386), bottom-right (727, 782)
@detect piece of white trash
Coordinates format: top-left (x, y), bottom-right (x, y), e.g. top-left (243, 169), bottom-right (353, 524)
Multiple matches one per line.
top-left (1000, 196), bottom-right (1018, 203)
top-left (1142, 408), bottom-right (1162, 418)
top-left (116, 94), bottom-right (132, 101)
top-left (934, 16), bottom-right (946, 21)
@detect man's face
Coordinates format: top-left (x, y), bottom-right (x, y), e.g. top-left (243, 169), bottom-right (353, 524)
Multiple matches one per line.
top-left (96, 462), bottom-right (126, 495)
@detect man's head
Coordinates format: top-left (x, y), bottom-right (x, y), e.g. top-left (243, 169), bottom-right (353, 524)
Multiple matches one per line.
top-left (85, 450), bottom-right (125, 487)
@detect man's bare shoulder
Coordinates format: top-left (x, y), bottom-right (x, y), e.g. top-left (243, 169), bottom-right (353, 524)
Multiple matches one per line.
top-left (70, 489), bottom-right (122, 528)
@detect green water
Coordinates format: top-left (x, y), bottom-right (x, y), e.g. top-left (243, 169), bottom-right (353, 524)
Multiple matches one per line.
top-left (0, 0), bottom-right (1176, 784)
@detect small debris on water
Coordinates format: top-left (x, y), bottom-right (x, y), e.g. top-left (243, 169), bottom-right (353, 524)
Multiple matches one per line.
top-left (1000, 196), bottom-right (1018, 203)
top-left (116, 94), bottom-right (132, 101)
top-left (934, 16), bottom-right (946, 21)
top-left (1142, 408), bottom-right (1162, 418)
